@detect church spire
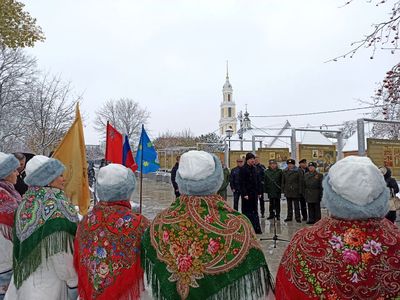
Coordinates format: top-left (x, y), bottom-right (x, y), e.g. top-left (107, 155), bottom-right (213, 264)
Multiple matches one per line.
top-left (226, 60), bottom-right (229, 80)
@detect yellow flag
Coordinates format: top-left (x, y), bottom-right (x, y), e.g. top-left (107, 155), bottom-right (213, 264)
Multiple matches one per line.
top-left (53, 103), bottom-right (90, 215)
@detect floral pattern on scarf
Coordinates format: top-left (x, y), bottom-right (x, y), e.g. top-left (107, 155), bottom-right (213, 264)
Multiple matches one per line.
top-left (276, 217), bottom-right (400, 300)
top-left (150, 195), bottom-right (262, 299)
top-left (0, 180), bottom-right (22, 239)
top-left (15, 186), bottom-right (78, 242)
top-left (75, 201), bottom-right (149, 300)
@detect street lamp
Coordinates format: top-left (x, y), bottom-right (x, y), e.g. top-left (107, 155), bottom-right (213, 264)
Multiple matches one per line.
top-left (225, 128), bottom-right (233, 169)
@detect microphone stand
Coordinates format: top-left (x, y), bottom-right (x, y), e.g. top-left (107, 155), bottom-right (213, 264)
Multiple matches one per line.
top-left (259, 208), bottom-right (290, 248)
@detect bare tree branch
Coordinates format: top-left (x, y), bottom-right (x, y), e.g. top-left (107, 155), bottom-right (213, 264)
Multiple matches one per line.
top-left (94, 98), bottom-right (150, 146)
top-left (327, 0), bottom-right (400, 62)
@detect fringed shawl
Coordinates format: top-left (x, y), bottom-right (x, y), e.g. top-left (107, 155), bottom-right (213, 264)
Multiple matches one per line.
top-left (13, 186), bottom-right (78, 288)
top-left (276, 217), bottom-right (400, 300)
top-left (0, 180), bottom-right (22, 240)
top-left (74, 201), bottom-right (149, 300)
top-left (142, 194), bottom-right (274, 300)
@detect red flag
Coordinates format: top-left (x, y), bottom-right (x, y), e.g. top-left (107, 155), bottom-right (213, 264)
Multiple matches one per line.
top-left (105, 122), bottom-right (123, 164)
top-left (123, 135), bottom-right (138, 172)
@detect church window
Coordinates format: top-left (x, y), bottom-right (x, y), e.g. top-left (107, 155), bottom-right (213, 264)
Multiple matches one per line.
top-left (228, 94), bottom-right (231, 102)
top-left (228, 107), bottom-right (232, 117)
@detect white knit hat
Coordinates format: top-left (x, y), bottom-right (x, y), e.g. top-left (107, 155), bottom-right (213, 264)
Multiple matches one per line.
top-left (0, 152), bottom-right (19, 180)
top-left (178, 151), bottom-right (215, 181)
top-left (328, 156), bottom-right (386, 206)
top-left (96, 164), bottom-right (136, 201)
top-left (25, 155), bottom-right (65, 187)
top-left (323, 156), bottom-right (389, 220)
top-left (176, 151), bottom-right (223, 196)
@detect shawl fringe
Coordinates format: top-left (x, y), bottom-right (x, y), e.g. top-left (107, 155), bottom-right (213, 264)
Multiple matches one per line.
top-left (0, 224), bottom-right (12, 241)
top-left (13, 224), bottom-right (75, 288)
top-left (143, 253), bottom-right (274, 300)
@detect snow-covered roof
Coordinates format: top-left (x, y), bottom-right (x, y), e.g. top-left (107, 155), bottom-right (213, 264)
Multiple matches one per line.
top-left (228, 123), bottom-right (334, 151)
top-left (342, 132), bottom-right (368, 153)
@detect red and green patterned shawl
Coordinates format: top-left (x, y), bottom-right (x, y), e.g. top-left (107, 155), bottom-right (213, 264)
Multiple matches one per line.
top-left (0, 180), bottom-right (21, 240)
top-left (276, 217), bottom-right (400, 300)
top-left (74, 201), bottom-right (150, 300)
top-left (13, 186), bottom-right (78, 288)
top-left (141, 194), bottom-right (273, 300)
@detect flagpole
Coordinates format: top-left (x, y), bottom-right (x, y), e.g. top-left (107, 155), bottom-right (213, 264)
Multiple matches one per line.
top-left (139, 125), bottom-right (144, 214)
top-left (105, 120), bottom-right (109, 163)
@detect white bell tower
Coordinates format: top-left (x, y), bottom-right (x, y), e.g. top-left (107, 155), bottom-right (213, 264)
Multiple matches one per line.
top-left (219, 61), bottom-right (237, 135)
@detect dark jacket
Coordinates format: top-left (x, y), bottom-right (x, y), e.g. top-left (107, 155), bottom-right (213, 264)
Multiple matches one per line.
top-left (239, 163), bottom-right (260, 198)
top-left (255, 163), bottom-right (266, 194)
top-left (14, 171), bottom-right (28, 196)
top-left (384, 168), bottom-right (399, 196)
top-left (229, 166), bottom-right (241, 192)
top-left (264, 167), bottom-right (282, 199)
top-left (171, 163), bottom-right (179, 191)
top-left (282, 167), bottom-right (304, 198)
top-left (300, 167), bottom-right (309, 174)
top-left (304, 171), bottom-right (323, 203)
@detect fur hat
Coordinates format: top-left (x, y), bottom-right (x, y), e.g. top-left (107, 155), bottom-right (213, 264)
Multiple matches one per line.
top-left (96, 164), bottom-right (136, 202)
top-left (176, 150), bottom-right (223, 196)
top-left (25, 155), bottom-right (65, 187)
top-left (323, 156), bottom-right (389, 220)
top-left (0, 152), bottom-right (19, 180)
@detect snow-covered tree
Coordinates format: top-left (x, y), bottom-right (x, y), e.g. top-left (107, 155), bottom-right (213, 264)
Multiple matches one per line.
top-left (370, 63), bottom-right (400, 139)
top-left (0, 46), bottom-right (36, 152)
top-left (23, 75), bottom-right (79, 155)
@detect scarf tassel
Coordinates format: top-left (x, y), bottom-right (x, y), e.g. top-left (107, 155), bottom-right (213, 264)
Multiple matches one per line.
top-left (0, 224), bottom-right (13, 241)
top-left (143, 255), bottom-right (274, 300)
top-left (14, 231), bottom-right (74, 289)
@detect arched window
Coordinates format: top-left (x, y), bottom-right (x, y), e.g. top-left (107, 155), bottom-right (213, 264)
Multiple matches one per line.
top-left (228, 107), bottom-right (232, 117)
top-left (228, 94), bottom-right (231, 102)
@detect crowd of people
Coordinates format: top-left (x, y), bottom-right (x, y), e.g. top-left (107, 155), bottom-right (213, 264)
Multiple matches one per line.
top-left (0, 149), bottom-right (399, 299)
top-left (172, 153), bottom-right (400, 234)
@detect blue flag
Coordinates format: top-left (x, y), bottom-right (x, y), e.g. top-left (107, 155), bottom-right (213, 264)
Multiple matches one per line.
top-left (135, 125), bottom-right (160, 174)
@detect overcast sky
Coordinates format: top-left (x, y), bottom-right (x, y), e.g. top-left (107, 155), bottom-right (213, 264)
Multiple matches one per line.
top-left (23, 0), bottom-right (399, 145)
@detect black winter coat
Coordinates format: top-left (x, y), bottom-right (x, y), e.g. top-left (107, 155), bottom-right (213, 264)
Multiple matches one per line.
top-left (255, 163), bottom-right (266, 194)
top-left (229, 166), bottom-right (241, 192)
top-left (171, 163), bottom-right (179, 191)
top-left (384, 168), bottom-right (399, 195)
top-left (239, 163), bottom-right (260, 198)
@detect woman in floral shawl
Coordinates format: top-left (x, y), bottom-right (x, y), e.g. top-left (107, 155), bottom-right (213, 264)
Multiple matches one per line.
top-left (74, 164), bottom-right (149, 300)
top-left (142, 150), bottom-right (274, 300)
top-left (0, 152), bottom-right (21, 299)
top-left (275, 156), bottom-right (400, 299)
top-left (5, 155), bottom-right (79, 300)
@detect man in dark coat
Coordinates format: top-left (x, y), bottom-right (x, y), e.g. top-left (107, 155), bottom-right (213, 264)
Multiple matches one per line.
top-left (229, 158), bottom-right (243, 211)
top-left (13, 152), bottom-right (28, 196)
top-left (298, 158), bottom-right (309, 221)
top-left (255, 156), bottom-right (266, 218)
top-left (303, 162), bottom-right (323, 224)
top-left (380, 166), bottom-right (399, 223)
top-left (264, 159), bottom-right (283, 220)
top-left (239, 153), bottom-right (262, 234)
top-left (171, 155), bottom-right (181, 198)
top-left (282, 159), bottom-right (304, 223)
